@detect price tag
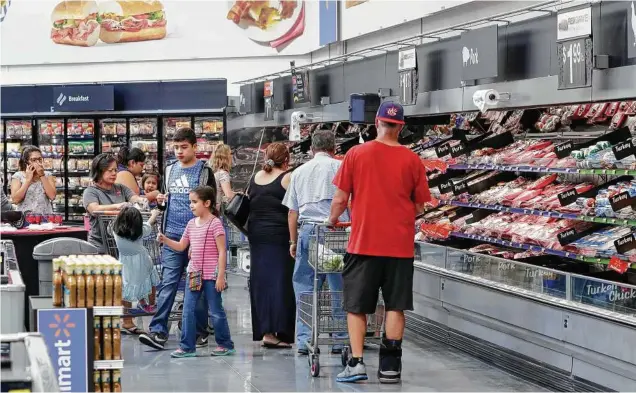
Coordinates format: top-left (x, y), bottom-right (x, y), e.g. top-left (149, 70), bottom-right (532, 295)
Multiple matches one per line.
top-left (452, 181), bottom-right (467, 196)
top-left (435, 143), bottom-right (451, 158)
top-left (613, 233), bottom-right (636, 254)
top-left (555, 141), bottom-right (574, 159)
top-left (609, 256), bottom-right (631, 274)
top-left (449, 143), bottom-right (468, 158)
top-left (557, 188), bottom-right (579, 207)
top-left (438, 180), bottom-right (453, 194)
top-left (612, 140), bottom-right (636, 161)
top-left (609, 191), bottom-right (635, 212)
top-left (557, 37), bottom-right (592, 90)
top-left (557, 228), bottom-right (577, 246)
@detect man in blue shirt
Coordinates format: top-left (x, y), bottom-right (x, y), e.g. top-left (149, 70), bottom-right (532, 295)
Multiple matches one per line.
top-left (283, 129), bottom-right (350, 355)
top-left (139, 128), bottom-right (217, 350)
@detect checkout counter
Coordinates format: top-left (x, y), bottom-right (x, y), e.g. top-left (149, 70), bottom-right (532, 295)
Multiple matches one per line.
top-left (408, 241), bottom-right (636, 391)
top-left (1, 241), bottom-right (25, 334)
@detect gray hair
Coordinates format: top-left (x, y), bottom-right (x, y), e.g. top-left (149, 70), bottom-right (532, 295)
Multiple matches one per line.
top-left (311, 129), bottom-right (336, 153)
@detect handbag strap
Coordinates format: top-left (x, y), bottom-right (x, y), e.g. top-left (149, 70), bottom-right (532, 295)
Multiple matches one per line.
top-left (244, 128), bottom-right (266, 195)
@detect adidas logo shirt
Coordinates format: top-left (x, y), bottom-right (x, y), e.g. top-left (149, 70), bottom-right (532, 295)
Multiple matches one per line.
top-left (164, 161), bottom-right (205, 238)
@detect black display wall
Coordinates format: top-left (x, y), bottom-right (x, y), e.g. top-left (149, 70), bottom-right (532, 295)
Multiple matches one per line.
top-left (241, 1), bottom-right (635, 114)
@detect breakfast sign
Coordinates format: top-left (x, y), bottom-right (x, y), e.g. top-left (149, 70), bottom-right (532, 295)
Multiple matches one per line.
top-left (0, 0), bottom-right (327, 65)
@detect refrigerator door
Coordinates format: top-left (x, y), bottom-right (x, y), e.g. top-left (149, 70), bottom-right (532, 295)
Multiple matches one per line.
top-left (65, 119), bottom-right (95, 222)
top-left (99, 118), bottom-right (127, 156)
top-left (194, 116), bottom-right (224, 161)
top-left (36, 119), bottom-right (65, 216)
top-left (163, 117), bottom-right (191, 166)
top-left (1, 121), bottom-right (5, 193)
top-left (129, 118), bottom-right (158, 173)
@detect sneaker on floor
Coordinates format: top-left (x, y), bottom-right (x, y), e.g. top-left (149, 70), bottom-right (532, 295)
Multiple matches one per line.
top-left (378, 350), bottom-right (402, 384)
top-left (171, 349), bottom-right (196, 358)
top-left (139, 332), bottom-right (168, 350)
top-left (336, 363), bottom-right (368, 383)
top-left (138, 303), bottom-right (157, 314)
top-left (196, 334), bottom-right (209, 348)
top-left (210, 347), bottom-right (235, 356)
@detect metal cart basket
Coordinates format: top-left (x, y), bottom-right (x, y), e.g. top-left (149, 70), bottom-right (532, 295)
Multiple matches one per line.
top-left (299, 223), bottom-right (385, 377)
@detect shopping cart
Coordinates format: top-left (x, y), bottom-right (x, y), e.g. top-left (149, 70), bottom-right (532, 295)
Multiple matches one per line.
top-left (298, 223), bottom-right (385, 377)
top-left (93, 211), bottom-right (184, 327)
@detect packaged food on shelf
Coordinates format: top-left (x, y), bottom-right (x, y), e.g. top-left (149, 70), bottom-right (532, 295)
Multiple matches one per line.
top-left (94, 370), bottom-right (102, 393)
top-left (101, 370), bottom-right (111, 393)
top-left (103, 317), bottom-right (112, 360)
top-left (112, 370), bottom-right (122, 393)
top-left (94, 317), bottom-right (101, 361)
top-left (112, 317), bottom-right (121, 360)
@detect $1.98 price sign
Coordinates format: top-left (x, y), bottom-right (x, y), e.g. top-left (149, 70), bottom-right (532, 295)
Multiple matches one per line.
top-left (557, 37), bottom-right (592, 90)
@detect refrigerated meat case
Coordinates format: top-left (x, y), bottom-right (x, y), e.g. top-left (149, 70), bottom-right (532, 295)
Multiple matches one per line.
top-left (1, 112), bottom-right (226, 222)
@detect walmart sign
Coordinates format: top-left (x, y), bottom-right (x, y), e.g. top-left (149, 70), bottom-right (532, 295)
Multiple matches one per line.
top-left (37, 308), bottom-right (89, 392)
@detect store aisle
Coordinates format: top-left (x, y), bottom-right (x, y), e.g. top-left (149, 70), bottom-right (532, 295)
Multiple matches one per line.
top-left (122, 276), bottom-right (546, 392)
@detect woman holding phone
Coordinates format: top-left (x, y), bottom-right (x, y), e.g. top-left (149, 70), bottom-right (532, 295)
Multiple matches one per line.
top-left (10, 146), bottom-right (56, 214)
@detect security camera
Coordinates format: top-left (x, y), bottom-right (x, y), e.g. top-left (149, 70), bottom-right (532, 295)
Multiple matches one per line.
top-left (472, 89), bottom-right (510, 113)
top-left (290, 111), bottom-right (308, 142)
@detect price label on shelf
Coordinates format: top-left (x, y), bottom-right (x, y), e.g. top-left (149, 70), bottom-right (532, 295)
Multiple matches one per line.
top-left (612, 140), bottom-right (636, 161)
top-left (451, 181), bottom-right (467, 196)
top-left (557, 227), bottom-right (577, 246)
top-left (613, 233), bottom-right (636, 255)
top-left (609, 191), bottom-right (636, 212)
top-left (435, 143), bottom-right (451, 158)
top-left (608, 256), bottom-right (631, 274)
top-left (557, 188), bottom-right (578, 207)
top-left (438, 179), bottom-right (453, 194)
top-left (449, 142), bottom-right (468, 158)
top-left (554, 141), bottom-right (574, 158)
top-left (557, 37), bottom-right (592, 90)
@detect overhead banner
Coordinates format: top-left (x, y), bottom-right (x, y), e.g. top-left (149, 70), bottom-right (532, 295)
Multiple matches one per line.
top-left (557, 7), bottom-right (592, 41)
top-left (318, 0), bottom-right (337, 46)
top-left (53, 85), bottom-right (114, 112)
top-left (460, 25), bottom-right (498, 81)
top-left (1, 0), bottom-right (323, 66)
top-left (290, 61), bottom-right (310, 105)
top-left (398, 47), bottom-right (417, 105)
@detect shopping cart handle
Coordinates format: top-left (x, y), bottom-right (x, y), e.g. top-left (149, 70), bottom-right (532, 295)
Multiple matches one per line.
top-left (92, 211), bottom-right (120, 216)
top-left (331, 222), bottom-right (351, 228)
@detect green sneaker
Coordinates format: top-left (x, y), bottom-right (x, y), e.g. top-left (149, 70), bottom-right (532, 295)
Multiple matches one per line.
top-left (211, 347), bottom-right (236, 356)
top-left (171, 349), bottom-right (196, 358)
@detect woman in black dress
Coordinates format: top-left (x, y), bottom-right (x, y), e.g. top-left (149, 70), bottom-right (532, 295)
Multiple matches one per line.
top-left (247, 143), bottom-right (295, 348)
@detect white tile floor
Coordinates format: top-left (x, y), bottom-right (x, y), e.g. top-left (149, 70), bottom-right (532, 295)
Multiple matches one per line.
top-left (122, 276), bottom-right (547, 392)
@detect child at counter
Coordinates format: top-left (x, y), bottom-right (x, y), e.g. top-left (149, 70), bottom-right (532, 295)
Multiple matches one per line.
top-left (112, 206), bottom-right (161, 334)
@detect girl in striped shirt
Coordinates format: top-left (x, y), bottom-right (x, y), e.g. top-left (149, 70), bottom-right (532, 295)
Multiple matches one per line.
top-left (158, 185), bottom-right (235, 358)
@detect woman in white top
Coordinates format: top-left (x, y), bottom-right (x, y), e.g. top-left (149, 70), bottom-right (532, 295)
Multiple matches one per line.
top-left (10, 146), bottom-right (56, 214)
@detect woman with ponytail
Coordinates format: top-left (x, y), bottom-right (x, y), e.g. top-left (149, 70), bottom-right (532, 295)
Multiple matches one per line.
top-left (246, 142), bottom-right (296, 349)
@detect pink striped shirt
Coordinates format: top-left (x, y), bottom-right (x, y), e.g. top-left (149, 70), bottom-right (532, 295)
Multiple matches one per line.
top-left (183, 217), bottom-right (226, 280)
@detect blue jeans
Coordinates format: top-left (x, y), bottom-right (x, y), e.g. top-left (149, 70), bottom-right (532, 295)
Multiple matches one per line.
top-left (149, 243), bottom-right (208, 336)
top-left (293, 223), bottom-right (346, 350)
top-left (180, 280), bottom-right (234, 352)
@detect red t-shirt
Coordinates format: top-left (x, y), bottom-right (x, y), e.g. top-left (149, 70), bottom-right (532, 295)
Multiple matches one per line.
top-left (333, 141), bottom-right (431, 258)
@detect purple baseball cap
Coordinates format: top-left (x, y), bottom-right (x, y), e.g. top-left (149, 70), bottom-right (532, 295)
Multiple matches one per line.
top-left (376, 101), bottom-right (405, 125)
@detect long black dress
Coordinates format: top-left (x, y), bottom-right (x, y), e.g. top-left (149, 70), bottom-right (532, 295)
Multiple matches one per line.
top-left (247, 172), bottom-right (296, 343)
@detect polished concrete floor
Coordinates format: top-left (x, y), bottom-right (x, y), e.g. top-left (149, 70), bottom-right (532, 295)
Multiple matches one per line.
top-left (122, 276), bottom-right (546, 392)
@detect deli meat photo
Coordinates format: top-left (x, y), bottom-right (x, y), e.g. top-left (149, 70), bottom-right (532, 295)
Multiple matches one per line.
top-left (98, 0), bottom-right (167, 43)
top-left (50, 0), bottom-right (101, 47)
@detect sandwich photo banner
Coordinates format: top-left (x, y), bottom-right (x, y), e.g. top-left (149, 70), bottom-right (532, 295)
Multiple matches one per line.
top-left (0, 0), bottom-right (323, 66)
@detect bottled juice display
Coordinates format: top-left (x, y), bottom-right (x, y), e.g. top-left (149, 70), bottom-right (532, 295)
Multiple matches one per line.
top-left (63, 261), bottom-right (77, 308)
top-left (95, 262), bottom-right (105, 307)
top-left (103, 316), bottom-right (112, 360)
top-left (112, 318), bottom-right (121, 360)
top-left (86, 260), bottom-right (95, 308)
top-left (104, 262), bottom-right (114, 307)
top-left (101, 370), bottom-right (111, 393)
top-left (93, 317), bottom-right (101, 361)
top-left (113, 263), bottom-right (122, 307)
top-left (52, 258), bottom-right (63, 307)
top-left (94, 370), bottom-right (102, 393)
top-left (76, 262), bottom-right (86, 308)
top-left (112, 370), bottom-right (122, 393)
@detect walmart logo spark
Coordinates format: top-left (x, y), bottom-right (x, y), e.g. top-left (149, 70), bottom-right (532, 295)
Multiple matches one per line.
top-left (48, 313), bottom-right (76, 338)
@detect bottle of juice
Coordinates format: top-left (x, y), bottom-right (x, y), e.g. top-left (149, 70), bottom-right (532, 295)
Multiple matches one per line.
top-left (76, 261), bottom-right (86, 308)
top-left (104, 262), bottom-right (114, 307)
top-left (112, 317), bottom-right (121, 360)
top-left (52, 258), bottom-right (63, 307)
top-left (95, 262), bottom-right (105, 307)
top-left (113, 263), bottom-right (122, 307)
top-left (93, 317), bottom-right (101, 360)
top-left (101, 370), bottom-right (111, 393)
top-left (112, 370), bottom-right (121, 393)
top-left (103, 316), bottom-right (112, 360)
top-left (94, 370), bottom-right (102, 393)
top-left (86, 260), bottom-right (95, 308)
top-left (63, 261), bottom-right (77, 308)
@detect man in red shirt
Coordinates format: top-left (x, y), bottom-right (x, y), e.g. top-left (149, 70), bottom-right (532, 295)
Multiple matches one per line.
top-left (329, 101), bottom-right (431, 384)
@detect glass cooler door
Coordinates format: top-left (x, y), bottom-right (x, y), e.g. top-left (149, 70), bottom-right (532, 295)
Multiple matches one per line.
top-left (130, 118), bottom-right (159, 173)
top-left (99, 118), bottom-right (127, 156)
top-left (36, 119), bottom-right (65, 215)
top-left (194, 116), bottom-right (224, 161)
top-left (162, 117), bottom-right (191, 165)
top-left (65, 119), bottom-right (95, 222)
top-left (5, 120), bottom-right (33, 200)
